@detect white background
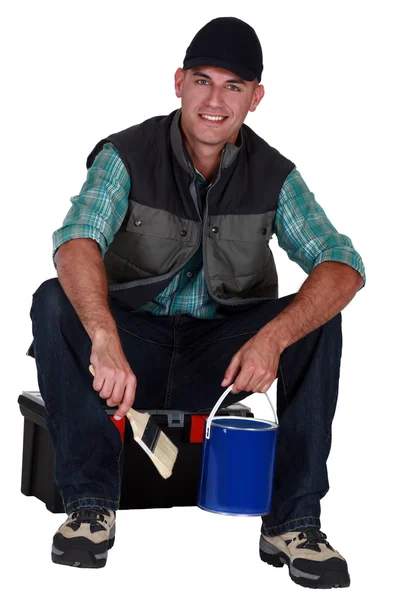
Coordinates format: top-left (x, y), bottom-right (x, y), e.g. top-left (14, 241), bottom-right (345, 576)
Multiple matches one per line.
top-left (1, 0), bottom-right (399, 596)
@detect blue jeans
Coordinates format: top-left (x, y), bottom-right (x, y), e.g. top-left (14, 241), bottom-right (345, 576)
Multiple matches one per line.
top-left (29, 278), bottom-right (342, 536)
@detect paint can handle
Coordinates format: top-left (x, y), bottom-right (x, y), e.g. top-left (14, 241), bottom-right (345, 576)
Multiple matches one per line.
top-left (205, 384), bottom-right (278, 439)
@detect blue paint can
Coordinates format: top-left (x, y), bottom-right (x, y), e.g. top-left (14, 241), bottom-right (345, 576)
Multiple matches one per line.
top-left (198, 384), bottom-right (279, 516)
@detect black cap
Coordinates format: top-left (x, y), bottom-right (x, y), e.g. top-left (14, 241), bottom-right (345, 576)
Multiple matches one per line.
top-left (182, 17), bottom-right (263, 83)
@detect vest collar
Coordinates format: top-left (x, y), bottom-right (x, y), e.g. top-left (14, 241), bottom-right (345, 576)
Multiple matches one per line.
top-left (170, 108), bottom-right (243, 175)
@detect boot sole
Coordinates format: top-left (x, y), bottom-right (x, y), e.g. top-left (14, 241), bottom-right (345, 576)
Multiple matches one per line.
top-left (259, 534), bottom-right (350, 589)
top-left (51, 524), bottom-right (115, 568)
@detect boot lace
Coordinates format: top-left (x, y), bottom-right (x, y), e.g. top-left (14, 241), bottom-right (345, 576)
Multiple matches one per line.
top-left (297, 528), bottom-right (334, 552)
top-left (70, 508), bottom-right (110, 526)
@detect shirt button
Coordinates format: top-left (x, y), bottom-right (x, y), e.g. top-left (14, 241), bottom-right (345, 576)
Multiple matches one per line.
top-left (180, 230), bottom-right (187, 237)
top-left (134, 220), bottom-right (142, 227)
top-left (211, 226), bottom-right (219, 234)
top-left (186, 271), bottom-right (193, 278)
top-left (261, 228), bottom-right (267, 235)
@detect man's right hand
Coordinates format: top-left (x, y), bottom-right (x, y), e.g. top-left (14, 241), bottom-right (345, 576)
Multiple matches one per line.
top-left (89, 331), bottom-right (137, 420)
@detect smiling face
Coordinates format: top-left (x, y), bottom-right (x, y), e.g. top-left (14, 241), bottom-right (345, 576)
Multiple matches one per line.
top-left (174, 66), bottom-right (265, 149)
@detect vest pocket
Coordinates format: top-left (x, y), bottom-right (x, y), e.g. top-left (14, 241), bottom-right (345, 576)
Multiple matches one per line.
top-left (107, 200), bottom-right (199, 280)
top-left (207, 212), bottom-right (275, 278)
top-left (125, 200), bottom-right (194, 241)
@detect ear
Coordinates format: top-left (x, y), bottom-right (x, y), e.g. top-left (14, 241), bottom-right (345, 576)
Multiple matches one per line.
top-left (249, 84), bottom-right (265, 113)
top-left (175, 67), bottom-right (185, 98)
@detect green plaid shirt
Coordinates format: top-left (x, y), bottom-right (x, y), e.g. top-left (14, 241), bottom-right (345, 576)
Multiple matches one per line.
top-left (53, 142), bottom-right (365, 318)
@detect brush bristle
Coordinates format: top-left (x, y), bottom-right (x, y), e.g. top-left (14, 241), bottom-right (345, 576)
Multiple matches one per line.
top-left (151, 431), bottom-right (179, 478)
top-left (127, 409), bottom-right (178, 479)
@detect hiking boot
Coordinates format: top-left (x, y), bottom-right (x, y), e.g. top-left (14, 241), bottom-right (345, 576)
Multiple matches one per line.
top-left (52, 508), bottom-right (116, 568)
top-left (259, 527), bottom-right (350, 589)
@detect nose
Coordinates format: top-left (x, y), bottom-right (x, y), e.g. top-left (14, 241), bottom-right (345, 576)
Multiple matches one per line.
top-left (205, 85), bottom-right (225, 111)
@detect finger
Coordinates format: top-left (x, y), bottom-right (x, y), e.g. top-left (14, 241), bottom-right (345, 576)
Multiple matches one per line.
top-left (114, 380), bottom-right (137, 420)
top-left (107, 377), bottom-right (126, 407)
top-left (259, 370), bottom-right (278, 394)
top-left (99, 378), bottom-right (115, 401)
top-left (261, 382), bottom-right (272, 393)
top-left (221, 353), bottom-right (241, 386)
top-left (232, 368), bottom-right (256, 394)
top-left (232, 362), bottom-right (257, 394)
top-left (92, 371), bottom-right (105, 393)
top-left (253, 379), bottom-right (273, 394)
top-left (247, 372), bottom-right (271, 394)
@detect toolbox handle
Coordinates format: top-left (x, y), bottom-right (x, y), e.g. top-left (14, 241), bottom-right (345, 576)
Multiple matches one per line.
top-left (205, 384), bottom-right (278, 440)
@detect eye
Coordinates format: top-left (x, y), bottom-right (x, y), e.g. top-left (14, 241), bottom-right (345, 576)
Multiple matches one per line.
top-left (227, 85), bottom-right (241, 92)
top-left (196, 79), bottom-right (210, 85)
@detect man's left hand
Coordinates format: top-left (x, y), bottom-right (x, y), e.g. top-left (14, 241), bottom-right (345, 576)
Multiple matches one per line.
top-left (220, 331), bottom-right (282, 394)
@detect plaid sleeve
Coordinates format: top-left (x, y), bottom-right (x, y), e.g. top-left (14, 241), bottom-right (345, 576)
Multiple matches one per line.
top-left (52, 142), bottom-right (130, 267)
top-left (274, 168), bottom-right (366, 287)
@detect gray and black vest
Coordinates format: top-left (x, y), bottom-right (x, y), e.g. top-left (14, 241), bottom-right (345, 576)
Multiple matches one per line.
top-left (86, 109), bottom-right (295, 311)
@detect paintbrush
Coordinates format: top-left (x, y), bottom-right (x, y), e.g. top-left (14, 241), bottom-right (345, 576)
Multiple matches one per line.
top-left (89, 364), bottom-right (178, 479)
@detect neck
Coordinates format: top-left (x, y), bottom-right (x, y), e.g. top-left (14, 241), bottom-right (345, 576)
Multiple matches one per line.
top-left (186, 146), bottom-right (220, 183)
top-left (179, 117), bottom-right (239, 183)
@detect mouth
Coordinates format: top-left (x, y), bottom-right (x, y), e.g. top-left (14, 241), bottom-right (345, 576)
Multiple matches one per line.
top-left (198, 114), bottom-right (229, 125)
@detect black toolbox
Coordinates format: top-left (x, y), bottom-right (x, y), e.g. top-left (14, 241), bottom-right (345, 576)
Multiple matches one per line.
top-left (18, 390), bottom-right (253, 513)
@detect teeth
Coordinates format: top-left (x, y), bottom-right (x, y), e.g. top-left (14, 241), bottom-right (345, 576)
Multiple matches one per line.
top-left (201, 115), bottom-right (226, 121)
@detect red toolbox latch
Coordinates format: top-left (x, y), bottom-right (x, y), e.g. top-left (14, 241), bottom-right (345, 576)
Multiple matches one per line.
top-left (190, 415), bottom-right (208, 443)
top-left (110, 415), bottom-right (126, 443)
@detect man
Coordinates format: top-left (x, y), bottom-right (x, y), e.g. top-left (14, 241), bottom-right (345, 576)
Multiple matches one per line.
top-left (29, 17), bottom-right (365, 588)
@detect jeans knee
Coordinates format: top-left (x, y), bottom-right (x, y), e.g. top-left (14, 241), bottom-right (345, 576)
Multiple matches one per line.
top-left (31, 277), bottom-right (71, 325)
top-left (329, 311), bottom-right (342, 333)
top-left (320, 312), bottom-right (342, 348)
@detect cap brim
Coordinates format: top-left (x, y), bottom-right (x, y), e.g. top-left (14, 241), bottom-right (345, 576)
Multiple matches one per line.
top-left (183, 57), bottom-right (258, 82)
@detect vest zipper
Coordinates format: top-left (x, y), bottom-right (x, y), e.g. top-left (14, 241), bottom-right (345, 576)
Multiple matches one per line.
top-left (201, 149), bottom-right (231, 305)
top-left (189, 178), bottom-right (202, 223)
